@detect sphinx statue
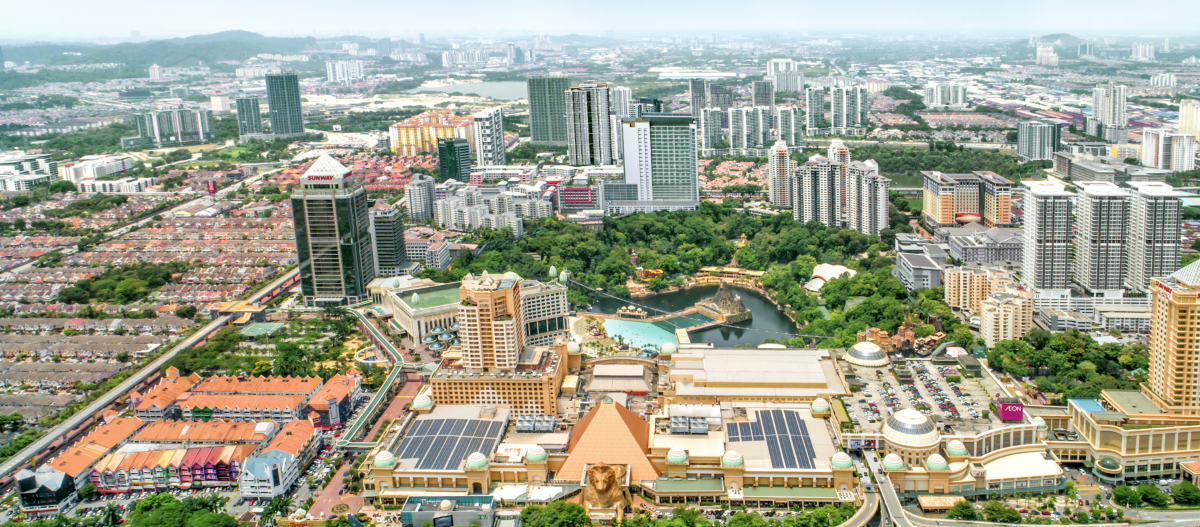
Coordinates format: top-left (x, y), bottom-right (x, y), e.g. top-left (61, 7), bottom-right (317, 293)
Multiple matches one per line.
top-left (581, 463), bottom-right (631, 521)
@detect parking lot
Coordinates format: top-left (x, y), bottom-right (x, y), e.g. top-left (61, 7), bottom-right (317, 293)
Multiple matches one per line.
top-left (845, 359), bottom-right (1006, 435)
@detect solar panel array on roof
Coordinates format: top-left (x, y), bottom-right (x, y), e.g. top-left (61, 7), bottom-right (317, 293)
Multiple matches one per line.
top-left (394, 418), bottom-right (505, 470)
top-left (725, 410), bottom-right (814, 469)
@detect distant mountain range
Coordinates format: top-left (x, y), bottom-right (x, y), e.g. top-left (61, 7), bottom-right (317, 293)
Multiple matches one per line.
top-left (4, 31), bottom-right (317, 69)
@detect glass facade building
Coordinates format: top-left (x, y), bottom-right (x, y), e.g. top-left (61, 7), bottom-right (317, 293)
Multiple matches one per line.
top-left (526, 74), bottom-right (571, 144)
top-left (265, 73), bottom-right (305, 136)
top-left (292, 155), bottom-right (375, 306)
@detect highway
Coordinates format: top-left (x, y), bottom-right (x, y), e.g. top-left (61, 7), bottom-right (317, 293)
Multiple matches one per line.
top-left (864, 450), bottom-right (914, 527)
top-left (0, 314), bottom-right (232, 480)
top-left (843, 491), bottom-right (880, 527)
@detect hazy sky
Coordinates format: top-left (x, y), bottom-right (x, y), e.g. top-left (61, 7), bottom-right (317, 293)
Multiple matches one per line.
top-left (3, 0), bottom-right (1200, 42)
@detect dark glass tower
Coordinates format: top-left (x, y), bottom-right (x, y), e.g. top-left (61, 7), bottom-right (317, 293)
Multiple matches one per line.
top-left (265, 73), bottom-right (305, 136)
top-left (291, 154), bottom-right (375, 306)
top-left (235, 97), bottom-right (264, 136)
top-left (437, 137), bottom-right (471, 180)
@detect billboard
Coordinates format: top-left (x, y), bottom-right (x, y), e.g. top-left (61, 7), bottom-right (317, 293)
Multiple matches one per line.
top-left (997, 401), bottom-right (1025, 421)
top-left (848, 439), bottom-right (876, 450)
top-left (206, 180), bottom-right (217, 195)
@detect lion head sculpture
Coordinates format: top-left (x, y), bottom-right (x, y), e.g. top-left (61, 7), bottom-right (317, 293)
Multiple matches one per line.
top-left (581, 463), bottom-right (630, 518)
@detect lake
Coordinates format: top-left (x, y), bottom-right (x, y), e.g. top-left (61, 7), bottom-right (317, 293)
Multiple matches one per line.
top-left (405, 81), bottom-right (527, 101)
top-left (590, 284), bottom-right (801, 348)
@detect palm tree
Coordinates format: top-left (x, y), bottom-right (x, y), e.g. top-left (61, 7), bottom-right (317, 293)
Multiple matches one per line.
top-left (101, 503), bottom-right (123, 526)
top-left (323, 304), bottom-right (348, 320)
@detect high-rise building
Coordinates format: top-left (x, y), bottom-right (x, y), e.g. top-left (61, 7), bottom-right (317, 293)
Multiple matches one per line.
top-left (771, 72), bottom-right (802, 93)
top-left (923, 82), bottom-right (968, 109)
top-left (405, 174), bottom-right (437, 221)
top-left (1087, 82), bottom-right (1128, 142)
top-left (326, 60), bottom-right (365, 84)
top-left (708, 84), bottom-right (735, 113)
top-left (615, 113), bottom-right (699, 213)
top-left (389, 110), bottom-right (474, 157)
top-left (148, 64), bottom-right (162, 80)
top-left (1126, 182), bottom-right (1185, 291)
top-left (1078, 42), bottom-right (1095, 58)
top-left (1073, 182), bottom-right (1129, 294)
top-left (827, 139), bottom-right (851, 208)
top-left (0, 46), bottom-right (5, 71)
top-left (369, 202), bottom-right (406, 277)
top-left (611, 86), bottom-right (633, 119)
top-left (1035, 45), bottom-right (1060, 66)
top-left (1020, 180), bottom-right (1074, 293)
top-left (1017, 120), bottom-right (1061, 161)
top-left (943, 266), bottom-right (1015, 313)
top-left (376, 38), bottom-right (392, 58)
top-left (688, 79), bottom-right (708, 119)
top-left (752, 81), bottom-right (775, 116)
top-left (805, 87), bottom-right (825, 130)
top-left (831, 86), bottom-right (865, 128)
top-left (766, 58), bottom-right (797, 78)
top-left (767, 141), bottom-right (794, 208)
top-left (978, 285), bottom-right (1034, 348)
top-left (458, 273), bottom-right (525, 373)
top-left (632, 98), bottom-right (664, 117)
top-left (472, 107), bottom-right (506, 167)
top-left (235, 98), bottom-right (264, 136)
top-left (921, 171), bottom-right (1014, 229)
top-left (437, 138), bottom-right (472, 181)
top-left (728, 107), bottom-right (769, 149)
top-left (527, 74), bottom-right (571, 144)
top-left (775, 107), bottom-right (801, 146)
top-left (699, 108), bottom-right (725, 151)
top-left (846, 160), bottom-right (889, 236)
top-left (520, 277), bottom-right (569, 347)
top-left (1148, 259), bottom-right (1200, 413)
top-left (1131, 42), bottom-right (1156, 61)
top-left (1180, 100), bottom-right (1200, 139)
top-left (1150, 73), bottom-right (1177, 87)
top-left (265, 73), bottom-right (305, 136)
top-left (209, 93), bottom-right (232, 114)
top-left (565, 82), bottom-right (612, 166)
top-left (1141, 129), bottom-right (1197, 172)
top-left (609, 114), bottom-right (624, 162)
top-left (792, 154), bottom-right (841, 227)
top-left (120, 109), bottom-right (215, 149)
top-left (291, 155), bottom-right (376, 306)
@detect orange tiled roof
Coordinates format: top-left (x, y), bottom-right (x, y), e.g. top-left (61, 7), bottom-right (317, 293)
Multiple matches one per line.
top-left (263, 418), bottom-right (317, 456)
top-left (192, 375), bottom-right (322, 395)
top-left (136, 373), bottom-right (202, 411)
top-left (558, 399), bottom-right (658, 482)
top-left (176, 393), bottom-right (307, 411)
top-left (306, 374), bottom-right (357, 411)
top-left (133, 419), bottom-right (269, 444)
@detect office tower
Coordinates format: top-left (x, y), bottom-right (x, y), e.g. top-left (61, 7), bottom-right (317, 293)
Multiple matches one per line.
top-left (418, 33), bottom-right (425, 45)
top-left (611, 86), bottom-right (633, 118)
top-left (472, 107), bottom-right (506, 166)
top-left (458, 273), bottom-right (525, 373)
top-left (1141, 129), bottom-right (1197, 172)
top-left (775, 107), bottom-right (801, 146)
top-left (1087, 82), bottom-right (1128, 142)
top-left (1180, 100), bottom-right (1200, 139)
top-left (728, 107), bottom-right (769, 149)
top-left (1017, 121), bottom-right (1060, 161)
top-left (708, 84), bottom-right (734, 113)
top-left (369, 202), bottom-right (406, 277)
top-left (148, 64), bottom-right (162, 80)
top-left (752, 81), bottom-right (775, 114)
top-left (618, 113), bottom-right (700, 212)
top-left (1074, 182), bottom-right (1129, 294)
top-left (1127, 182), bottom-right (1184, 291)
top-left (767, 141), bottom-right (794, 208)
top-left (1151, 73), bottom-right (1177, 87)
top-left (121, 109), bottom-right (215, 149)
top-left (923, 82), bottom-right (968, 108)
top-left (291, 154), bottom-right (375, 306)
top-left (527, 74), bottom-right (571, 144)
top-left (437, 138), bottom-right (472, 181)
top-left (699, 108), bottom-right (724, 151)
top-left (265, 73), bottom-right (305, 136)
top-left (1020, 180), bottom-right (1074, 293)
top-left (325, 60), bottom-right (365, 84)
top-left (805, 87), bottom-right (825, 130)
top-left (846, 160), bottom-right (889, 236)
top-left (1078, 42), bottom-right (1095, 58)
top-left (1035, 45), bottom-right (1059, 66)
top-left (793, 155), bottom-right (841, 227)
top-left (689, 79), bottom-right (708, 119)
top-left (389, 110), bottom-right (474, 156)
top-left (235, 98), bottom-right (264, 136)
top-left (831, 86), bottom-right (865, 128)
top-left (827, 139), bottom-right (851, 209)
top-left (565, 82), bottom-right (612, 166)
top-left (405, 173), bottom-right (436, 221)
top-left (1148, 259), bottom-right (1200, 413)
top-left (1131, 42), bottom-right (1156, 60)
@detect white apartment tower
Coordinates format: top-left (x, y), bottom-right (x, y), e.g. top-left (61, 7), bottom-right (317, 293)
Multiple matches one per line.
top-left (805, 87), bottom-right (825, 130)
top-left (827, 139), bottom-right (851, 210)
top-left (1017, 121), bottom-right (1059, 161)
top-left (1126, 182), bottom-right (1185, 291)
top-left (565, 82), bottom-right (613, 166)
top-left (768, 141), bottom-right (794, 208)
top-left (1141, 129), bottom-right (1197, 172)
top-left (1073, 182), bottom-right (1129, 295)
top-left (405, 174), bottom-right (436, 221)
top-left (923, 82), bottom-right (968, 108)
top-left (775, 107), bottom-right (801, 146)
top-left (792, 155), bottom-right (842, 228)
top-left (699, 108), bottom-right (724, 151)
top-left (831, 86), bottom-right (865, 128)
top-left (846, 160), bottom-right (890, 236)
top-left (611, 86), bottom-right (633, 118)
top-left (728, 107), bottom-right (769, 149)
top-left (472, 107), bottom-right (506, 167)
top-left (1087, 82), bottom-right (1128, 141)
top-left (1020, 180), bottom-right (1074, 294)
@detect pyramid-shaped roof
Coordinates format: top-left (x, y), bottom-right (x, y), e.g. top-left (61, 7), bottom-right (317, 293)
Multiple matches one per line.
top-left (303, 154), bottom-right (351, 179)
top-left (1171, 257), bottom-right (1200, 286)
top-left (558, 398), bottom-right (659, 482)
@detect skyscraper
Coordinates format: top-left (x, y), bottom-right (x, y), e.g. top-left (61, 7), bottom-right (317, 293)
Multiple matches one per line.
top-left (1141, 129), bottom-right (1197, 172)
top-left (235, 98), bottom-right (264, 137)
top-left (325, 60), bottom-right (365, 84)
top-left (437, 138), bottom-right (472, 181)
top-left (923, 82), bottom-right (968, 108)
top-left (1087, 81), bottom-right (1128, 142)
top-left (1180, 100), bottom-right (1200, 139)
top-left (369, 202), bottom-right (406, 277)
top-left (1126, 182), bottom-right (1184, 291)
top-left (291, 155), bottom-right (375, 306)
top-left (766, 58), bottom-right (798, 78)
top-left (265, 73), bottom-right (305, 136)
top-left (728, 107), bottom-right (769, 149)
top-left (611, 86), bottom-right (633, 118)
top-left (689, 79), bottom-right (708, 119)
top-left (699, 108), bottom-right (724, 151)
top-left (827, 139), bottom-right (851, 210)
top-left (121, 109), bottom-right (215, 149)
top-left (805, 87), bottom-right (825, 130)
top-left (405, 173), bottom-right (436, 221)
top-left (846, 160), bottom-right (890, 236)
top-left (1020, 180), bottom-right (1074, 293)
top-left (1073, 182), bottom-right (1129, 294)
top-left (771, 72), bottom-right (802, 93)
top-left (752, 80), bottom-right (776, 116)
top-left (472, 107), bottom-right (506, 166)
top-left (565, 82), bottom-right (612, 166)
top-left (526, 74), bottom-right (571, 144)
top-left (1017, 121), bottom-right (1060, 161)
top-left (148, 64), bottom-right (162, 80)
top-left (793, 155), bottom-right (841, 227)
top-left (1148, 259), bottom-right (1200, 413)
top-left (775, 107), bottom-right (801, 146)
top-left (616, 113), bottom-right (699, 213)
top-left (767, 141), bottom-right (794, 208)
top-left (708, 84), bottom-right (735, 113)
top-left (458, 273), bottom-right (525, 373)
top-left (831, 86), bottom-right (865, 128)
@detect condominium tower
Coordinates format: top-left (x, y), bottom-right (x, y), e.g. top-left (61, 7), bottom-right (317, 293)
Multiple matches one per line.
top-left (845, 160), bottom-right (890, 236)
top-left (565, 82), bottom-right (612, 166)
top-left (775, 108), bottom-right (801, 146)
top-left (265, 73), bottom-right (305, 136)
top-left (767, 141), bottom-right (794, 208)
top-left (728, 107), bottom-right (769, 149)
top-left (1073, 182), bottom-right (1129, 294)
top-left (405, 174), bottom-right (436, 221)
top-left (235, 97), bottom-right (264, 136)
top-left (291, 155), bottom-right (376, 306)
top-left (689, 79), bottom-right (708, 119)
top-left (805, 87), bottom-right (825, 130)
top-left (1126, 182), bottom-right (1184, 291)
top-left (472, 107), bottom-right (506, 166)
top-left (527, 74), bottom-right (571, 144)
top-left (1017, 121), bottom-right (1060, 161)
top-left (792, 154), bottom-right (841, 228)
top-left (831, 86), bottom-right (865, 128)
top-left (1020, 180), bottom-right (1074, 293)
top-left (1141, 129), bottom-right (1197, 172)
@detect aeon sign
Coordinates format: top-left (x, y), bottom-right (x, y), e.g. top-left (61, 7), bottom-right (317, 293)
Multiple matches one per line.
top-left (997, 402), bottom-right (1025, 421)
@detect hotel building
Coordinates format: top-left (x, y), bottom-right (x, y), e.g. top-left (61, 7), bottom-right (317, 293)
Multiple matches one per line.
top-left (921, 171), bottom-right (1013, 229)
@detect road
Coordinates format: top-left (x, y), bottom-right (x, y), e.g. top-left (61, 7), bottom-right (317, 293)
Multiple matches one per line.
top-left (864, 450), bottom-right (914, 527)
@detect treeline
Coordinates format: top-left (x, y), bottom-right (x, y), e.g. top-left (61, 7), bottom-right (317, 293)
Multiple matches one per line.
top-left (0, 122), bottom-right (136, 159)
top-left (520, 502), bottom-right (857, 527)
top-left (0, 181), bottom-right (77, 211)
top-left (307, 108), bottom-right (424, 133)
top-left (43, 193), bottom-right (128, 219)
top-left (800, 144), bottom-right (1053, 182)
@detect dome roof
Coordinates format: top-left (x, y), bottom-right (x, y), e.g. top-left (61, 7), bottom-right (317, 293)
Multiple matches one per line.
top-left (946, 440), bottom-right (968, 456)
top-left (412, 394), bottom-right (433, 409)
top-left (504, 271), bottom-right (521, 279)
top-left (549, 266), bottom-right (558, 280)
top-left (812, 398), bottom-right (830, 412)
top-left (465, 452), bottom-right (489, 469)
top-left (392, 278), bottom-right (401, 288)
top-left (831, 452), bottom-right (853, 469)
top-left (882, 453), bottom-right (905, 470)
top-left (374, 451), bottom-right (395, 468)
top-left (925, 453), bottom-right (948, 470)
top-left (438, 499), bottom-right (455, 511)
top-left (661, 342), bottom-right (678, 354)
top-left (559, 269), bottom-right (569, 283)
top-left (525, 446), bottom-right (547, 463)
top-left (567, 341), bottom-right (581, 354)
top-left (411, 293), bottom-right (420, 305)
top-left (882, 408), bottom-right (940, 447)
top-left (482, 270), bottom-right (489, 276)
top-left (1033, 416), bottom-right (1047, 430)
top-left (846, 341), bottom-right (890, 367)
top-left (721, 450), bottom-right (744, 467)
top-left (666, 447), bottom-right (688, 464)
top-left (1097, 457), bottom-right (1122, 472)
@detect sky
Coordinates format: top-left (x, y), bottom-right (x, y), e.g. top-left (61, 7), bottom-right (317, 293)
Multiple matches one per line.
top-left (3, 0), bottom-right (1200, 42)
